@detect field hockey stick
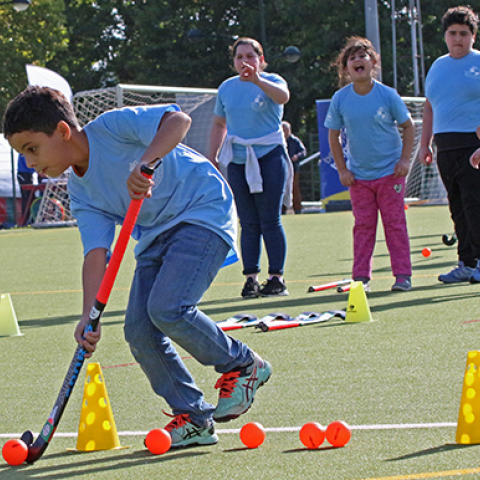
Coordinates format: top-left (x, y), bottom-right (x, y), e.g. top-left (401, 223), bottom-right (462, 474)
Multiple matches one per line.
top-left (21, 163), bottom-right (156, 464)
top-left (258, 310), bottom-right (346, 332)
top-left (216, 313), bottom-right (257, 331)
top-left (308, 279), bottom-right (352, 293)
top-left (221, 312), bottom-right (290, 331)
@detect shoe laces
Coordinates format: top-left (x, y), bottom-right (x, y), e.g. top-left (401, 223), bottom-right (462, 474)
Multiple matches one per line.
top-left (214, 371), bottom-right (240, 398)
top-left (163, 411), bottom-right (191, 431)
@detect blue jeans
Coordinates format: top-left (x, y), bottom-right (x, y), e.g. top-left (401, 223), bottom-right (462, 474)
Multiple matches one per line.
top-left (124, 223), bottom-right (254, 425)
top-left (228, 145), bottom-right (288, 276)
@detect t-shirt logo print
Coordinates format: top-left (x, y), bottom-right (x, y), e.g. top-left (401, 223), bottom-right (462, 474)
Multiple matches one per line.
top-left (252, 93), bottom-right (267, 112)
top-left (394, 184), bottom-right (402, 193)
top-left (374, 107), bottom-right (390, 123)
top-left (465, 66), bottom-right (480, 79)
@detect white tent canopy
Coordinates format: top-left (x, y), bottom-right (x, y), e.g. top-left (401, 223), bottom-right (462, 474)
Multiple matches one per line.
top-left (0, 137), bottom-right (20, 198)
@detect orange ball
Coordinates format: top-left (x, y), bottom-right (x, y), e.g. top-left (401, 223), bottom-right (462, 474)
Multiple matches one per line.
top-left (422, 247), bottom-right (432, 258)
top-left (326, 421), bottom-right (351, 447)
top-left (299, 422), bottom-right (326, 449)
top-left (145, 428), bottom-right (172, 455)
top-left (240, 422), bottom-right (266, 448)
top-left (404, 204), bottom-right (409, 210)
top-left (2, 439), bottom-right (28, 466)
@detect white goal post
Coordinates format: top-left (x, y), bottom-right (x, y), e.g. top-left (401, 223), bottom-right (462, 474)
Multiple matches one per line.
top-left (32, 87), bottom-right (446, 227)
top-left (33, 84), bottom-right (219, 228)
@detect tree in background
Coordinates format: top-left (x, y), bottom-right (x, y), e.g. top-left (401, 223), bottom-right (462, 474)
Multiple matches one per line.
top-left (0, 0), bottom-right (67, 118)
top-left (1, 0), bottom-right (475, 136)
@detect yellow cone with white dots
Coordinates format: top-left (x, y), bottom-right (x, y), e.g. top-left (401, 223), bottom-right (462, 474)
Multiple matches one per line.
top-left (76, 362), bottom-right (124, 451)
top-left (456, 351), bottom-right (480, 444)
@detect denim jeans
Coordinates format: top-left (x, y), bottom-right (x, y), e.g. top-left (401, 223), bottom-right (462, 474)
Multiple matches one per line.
top-left (124, 223), bottom-right (254, 425)
top-left (227, 145), bottom-right (288, 276)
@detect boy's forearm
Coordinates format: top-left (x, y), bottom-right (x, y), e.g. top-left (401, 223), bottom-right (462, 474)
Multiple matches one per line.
top-left (82, 248), bottom-right (107, 319)
top-left (140, 111), bottom-right (192, 165)
top-left (420, 99), bottom-right (433, 149)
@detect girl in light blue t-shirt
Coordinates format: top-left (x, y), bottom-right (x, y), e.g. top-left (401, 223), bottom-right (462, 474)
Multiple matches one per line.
top-left (325, 37), bottom-right (415, 292)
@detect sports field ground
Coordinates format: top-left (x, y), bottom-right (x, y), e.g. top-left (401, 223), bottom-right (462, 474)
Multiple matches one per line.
top-left (1, 205), bottom-right (480, 479)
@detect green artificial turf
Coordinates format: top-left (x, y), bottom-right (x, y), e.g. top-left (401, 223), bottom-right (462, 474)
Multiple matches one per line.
top-left (1, 205), bottom-right (480, 480)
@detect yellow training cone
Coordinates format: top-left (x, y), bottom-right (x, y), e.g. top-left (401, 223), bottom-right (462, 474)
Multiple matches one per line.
top-left (456, 351), bottom-right (480, 444)
top-left (75, 362), bottom-right (125, 452)
top-left (345, 281), bottom-right (372, 323)
top-left (0, 293), bottom-right (23, 337)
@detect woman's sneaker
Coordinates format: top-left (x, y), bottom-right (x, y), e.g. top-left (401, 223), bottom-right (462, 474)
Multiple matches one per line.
top-left (213, 354), bottom-right (272, 423)
top-left (163, 413), bottom-right (218, 448)
top-left (258, 277), bottom-right (289, 297)
top-left (241, 277), bottom-right (260, 298)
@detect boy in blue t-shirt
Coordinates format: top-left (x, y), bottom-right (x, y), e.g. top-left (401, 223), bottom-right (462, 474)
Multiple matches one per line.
top-left (3, 86), bottom-right (272, 448)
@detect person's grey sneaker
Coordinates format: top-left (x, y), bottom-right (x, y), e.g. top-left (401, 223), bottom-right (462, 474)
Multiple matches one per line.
top-left (438, 262), bottom-right (475, 283)
top-left (164, 413), bottom-right (218, 449)
top-left (213, 354), bottom-right (272, 423)
top-left (391, 276), bottom-right (412, 292)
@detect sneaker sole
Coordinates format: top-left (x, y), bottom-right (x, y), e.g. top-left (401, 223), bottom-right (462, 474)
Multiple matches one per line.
top-left (213, 368), bottom-right (272, 423)
top-left (170, 433), bottom-right (219, 449)
top-left (391, 286), bottom-right (412, 292)
top-left (257, 290), bottom-right (289, 297)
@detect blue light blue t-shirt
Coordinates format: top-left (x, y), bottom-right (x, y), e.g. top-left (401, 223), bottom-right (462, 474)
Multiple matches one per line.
top-left (425, 50), bottom-right (480, 134)
top-left (68, 105), bottom-right (237, 257)
top-left (324, 81), bottom-right (411, 180)
top-left (214, 72), bottom-right (287, 163)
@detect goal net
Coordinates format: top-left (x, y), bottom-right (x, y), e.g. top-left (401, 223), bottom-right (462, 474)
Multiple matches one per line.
top-left (33, 84), bottom-right (218, 228)
top-left (402, 97), bottom-right (447, 205)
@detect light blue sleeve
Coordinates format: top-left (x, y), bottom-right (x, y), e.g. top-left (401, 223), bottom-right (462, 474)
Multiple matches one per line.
top-left (71, 201), bottom-right (117, 256)
top-left (214, 84), bottom-right (226, 117)
top-left (324, 92), bottom-right (344, 130)
top-left (389, 90), bottom-right (411, 125)
top-left (105, 104), bottom-right (181, 147)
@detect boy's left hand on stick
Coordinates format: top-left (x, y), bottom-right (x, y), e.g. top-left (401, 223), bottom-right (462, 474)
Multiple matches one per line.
top-left (127, 163), bottom-right (155, 199)
top-left (394, 157), bottom-right (410, 177)
top-left (74, 318), bottom-right (101, 358)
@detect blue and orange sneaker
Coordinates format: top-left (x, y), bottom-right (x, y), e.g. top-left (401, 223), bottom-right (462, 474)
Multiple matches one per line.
top-left (213, 354), bottom-right (272, 423)
top-left (163, 413), bottom-right (218, 448)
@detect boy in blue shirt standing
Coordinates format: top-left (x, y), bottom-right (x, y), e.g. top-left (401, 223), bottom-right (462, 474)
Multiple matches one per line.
top-left (3, 86), bottom-right (272, 448)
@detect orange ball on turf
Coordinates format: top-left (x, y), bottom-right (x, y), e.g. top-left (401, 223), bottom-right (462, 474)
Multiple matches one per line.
top-left (240, 422), bottom-right (266, 448)
top-left (299, 422), bottom-right (326, 449)
top-left (145, 428), bottom-right (172, 455)
top-left (422, 248), bottom-right (432, 258)
top-left (2, 439), bottom-right (28, 466)
top-left (326, 421), bottom-right (351, 447)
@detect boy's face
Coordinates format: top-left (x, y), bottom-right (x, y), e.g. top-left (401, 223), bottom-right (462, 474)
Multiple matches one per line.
top-left (8, 123), bottom-right (72, 178)
top-left (445, 24), bottom-right (475, 59)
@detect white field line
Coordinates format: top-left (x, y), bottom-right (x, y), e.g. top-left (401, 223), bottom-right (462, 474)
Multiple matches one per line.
top-left (0, 422), bottom-right (456, 439)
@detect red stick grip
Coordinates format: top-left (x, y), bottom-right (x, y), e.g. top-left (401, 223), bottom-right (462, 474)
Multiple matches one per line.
top-left (266, 322), bottom-right (301, 331)
top-left (96, 165), bottom-right (154, 305)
